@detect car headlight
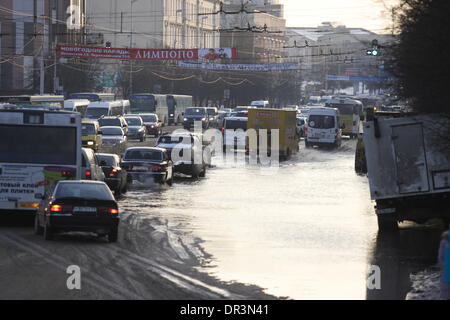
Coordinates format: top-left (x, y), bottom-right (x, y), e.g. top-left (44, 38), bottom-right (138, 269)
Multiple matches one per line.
top-left (184, 118), bottom-right (188, 121)
top-left (87, 141), bottom-right (94, 146)
top-left (151, 125), bottom-right (155, 128)
top-left (201, 118), bottom-right (206, 121)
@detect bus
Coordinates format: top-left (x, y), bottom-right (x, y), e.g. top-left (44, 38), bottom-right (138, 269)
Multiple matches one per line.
top-left (129, 94), bottom-right (193, 126)
top-left (63, 99), bottom-right (90, 117)
top-left (0, 106), bottom-right (82, 214)
top-left (0, 95), bottom-right (64, 109)
top-left (325, 98), bottom-right (364, 138)
top-left (68, 92), bottom-right (116, 102)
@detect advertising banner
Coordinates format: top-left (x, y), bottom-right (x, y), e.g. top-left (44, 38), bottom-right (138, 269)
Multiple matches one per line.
top-left (179, 61), bottom-right (299, 72)
top-left (56, 45), bottom-right (237, 61)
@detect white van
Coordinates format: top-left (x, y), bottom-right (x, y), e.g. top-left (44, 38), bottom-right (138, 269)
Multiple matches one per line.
top-left (64, 99), bottom-right (90, 117)
top-left (305, 107), bottom-right (342, 148)
top-left (85, 101), bottom-right (123, 120)
top-left (250, 100), bottom-right (270, 108)
top-left (223, 117), bottom-right (248, 152)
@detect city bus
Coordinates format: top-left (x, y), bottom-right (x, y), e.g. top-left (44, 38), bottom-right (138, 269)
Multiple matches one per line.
top-left (129, 94), bottom-right (193, 126)
top-left (0, 95), bottom-right (64, 109)
top-left (0, 106), bottom-right (82, 214)
top-left (325, 98), bottom-right (364, 138)
top-left (68, 92), bottom-right (116, 102)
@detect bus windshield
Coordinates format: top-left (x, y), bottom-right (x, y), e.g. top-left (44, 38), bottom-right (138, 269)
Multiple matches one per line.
top-left (0, 125), bottom-right (77, 165)
top-left (327, 104), bottom-right (355, 115)
top-left (86, 108), bottom-right (108, 119)
top-left (130, 95), bottom-right (156, 113)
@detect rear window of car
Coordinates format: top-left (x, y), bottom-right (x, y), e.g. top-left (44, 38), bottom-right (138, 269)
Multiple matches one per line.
top-left (96, 155), bottom-right (117, 167)
top-left (225, 120), bottom-right (247, 130)
top-left (124, 149), bottom-right (163, 161)
top-left (55, 183), bottom-right (113, 200)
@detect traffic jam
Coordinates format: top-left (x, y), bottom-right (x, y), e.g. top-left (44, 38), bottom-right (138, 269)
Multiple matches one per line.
top-left (0, 92), bottom-right (449, 301)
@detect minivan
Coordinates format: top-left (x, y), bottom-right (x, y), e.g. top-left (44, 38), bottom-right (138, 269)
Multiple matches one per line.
top-left (85, 101), bottom-right (123, 120)
top-left (305, 107), bottom-right (342, 148)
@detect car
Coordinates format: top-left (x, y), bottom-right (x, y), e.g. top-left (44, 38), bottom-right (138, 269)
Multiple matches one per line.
top-left (100, 126), bottom-right (128, 154)
top-left (217, 110), bottom-right (232, 129)
top-left (139, 113), bottom-right (162, 137)
top-left (81, 120), bottom-right (102, 152)
top-left (206, 107), bottom-right (219, 127)
top-left (34, 180), bottom-right (120, 242)
top-left (124, 115), bottom-right (147, 142)
top-left (121, 147), bottom-right (173, 185)
top-left (81, 148), bottom-right (105, 181)
top-left (234, 106), bottom-right (250, 112)
top-left (155, 133), bottom-right (207, 178)
top-left (296, 116), bottom-right (307, 137)
top-left (222, 117), bottom-right (248, 152)
top-left (305, 107), bottom-right (342, 148)
top-left (96, 153), bottom-right (130, 196)
top-left (183, 107), bottom-right (209, 130)
top-left (98, 116), bottom-right (129, 135)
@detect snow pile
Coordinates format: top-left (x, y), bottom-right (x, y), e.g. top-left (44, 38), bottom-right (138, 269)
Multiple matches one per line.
top-left (406, 266), bottom-right (442, 300)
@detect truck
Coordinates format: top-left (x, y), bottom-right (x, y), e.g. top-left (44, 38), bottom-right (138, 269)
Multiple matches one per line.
top-left (247, 108), bottom-right (299, 160)
top-left (362, 110), bottom-right (450, 231)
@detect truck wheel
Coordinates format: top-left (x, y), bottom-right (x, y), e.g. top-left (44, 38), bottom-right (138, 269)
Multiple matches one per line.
top-left (34, 215), bottom-right (43, 235)
top-left (377, 216), bottom-right (398, 232)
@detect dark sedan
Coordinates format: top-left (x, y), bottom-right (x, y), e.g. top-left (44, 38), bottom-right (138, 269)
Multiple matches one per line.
top-left (121, 147), bottom-right (173, 185)
top-left (96, 153), bottom-right (130, 197)
top-left (139, 113), bottom-right (162, 137)
top-left (34, 181), bottom-right (120, 242)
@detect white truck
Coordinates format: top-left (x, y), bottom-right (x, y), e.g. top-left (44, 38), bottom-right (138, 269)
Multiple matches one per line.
top-left (363, 111), bottom-right (450, 231)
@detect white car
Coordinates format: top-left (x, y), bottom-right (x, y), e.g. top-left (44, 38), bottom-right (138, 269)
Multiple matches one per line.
top-left (100, 126), bottom-right (128, 154)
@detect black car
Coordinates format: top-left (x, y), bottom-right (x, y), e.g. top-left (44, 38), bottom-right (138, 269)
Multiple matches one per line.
top-left (35, 181), bottom-right (120, 242)
top-left (183, 107), bottom-right (209, 130)
top-left (121, 147), bottom-right (173, 185)
top-left (155, 133), bottom-right (208, 178)
top-left (96, 153), bottom-right (130, 196)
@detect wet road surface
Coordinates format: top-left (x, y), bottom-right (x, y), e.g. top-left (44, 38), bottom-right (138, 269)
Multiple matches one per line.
top-left (0, 130), bottom-right (444, 300)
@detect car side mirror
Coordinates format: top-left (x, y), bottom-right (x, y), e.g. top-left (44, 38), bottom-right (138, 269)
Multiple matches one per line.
top-left (158, 120), bottom-right (162, 123)
top-left (98, 130), bottom-right (103, 135)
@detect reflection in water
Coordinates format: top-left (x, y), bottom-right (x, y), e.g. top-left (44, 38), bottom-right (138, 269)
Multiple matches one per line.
top-left (367, 226), bottom-right (442, 300)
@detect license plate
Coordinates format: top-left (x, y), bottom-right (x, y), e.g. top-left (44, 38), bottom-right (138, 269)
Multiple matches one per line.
top-left (73, 207), bottom-right (97, 213)
top-left (133, 166), bottom-right (148, 171)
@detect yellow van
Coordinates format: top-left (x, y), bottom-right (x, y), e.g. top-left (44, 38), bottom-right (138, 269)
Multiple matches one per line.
top-left (82, 120), bottom-right (102, 152)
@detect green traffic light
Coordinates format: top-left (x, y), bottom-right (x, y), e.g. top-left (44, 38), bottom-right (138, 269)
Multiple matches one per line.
top-left (372, 50), bottom-right (379, 56)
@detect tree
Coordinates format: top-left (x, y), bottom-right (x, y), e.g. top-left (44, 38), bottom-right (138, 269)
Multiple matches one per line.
top-left (393, 0), bottom-right (450, 114)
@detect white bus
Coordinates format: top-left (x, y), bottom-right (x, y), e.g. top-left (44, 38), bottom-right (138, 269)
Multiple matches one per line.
top-left (0, 95), bottom-right (64, 109)
top-left (0, 106), bottom-right (82, 214)
top-left (64, 99), bottom-right (90, 117)
top-left (84, 101), bottom-right (124, 120)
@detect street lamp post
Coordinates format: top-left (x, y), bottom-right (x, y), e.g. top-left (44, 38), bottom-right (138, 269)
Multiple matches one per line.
top-left (130, 0), bottom-right (137, 96)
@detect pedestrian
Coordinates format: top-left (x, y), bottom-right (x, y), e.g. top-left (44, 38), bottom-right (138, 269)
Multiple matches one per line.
top-left (439, 230), bottom-right (450, 300)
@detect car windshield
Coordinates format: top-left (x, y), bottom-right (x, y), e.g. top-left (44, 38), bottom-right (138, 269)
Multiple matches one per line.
top-left (101, 127), bottom-right (123, 135)
top-left (308, 115), bottom-right (335, 129)
top-left (225, 120), bottom-right (247, 130)
top-left (140, 115), bottom-right (157, 122)
top-left (207, 109), bottom-right (216, 115)
top-left (125, 117), bottom-right (142, 126)
top-left (99, 118), bottom-right (120, 127)
top-left (96, 155), bottom-right (117, 167)
top-left (81, 124), bottom-right (96, 135)
top-left (185, 108), bottom-right (205, 116)
top-left (86, 108), bottom-right (108, 118)
top-left (124, 149), bottom-right (163, 161)
top-left (158, 135), bottom-right (193, 144)
top-left (55, 183), bottom-right (113, 200)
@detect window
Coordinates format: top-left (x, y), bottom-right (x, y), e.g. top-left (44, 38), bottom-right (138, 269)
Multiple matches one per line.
top-left (308, 115), bottom-right (335, 129)
top-left (0, 125), bottom-right (77, 165)
top-left (55, 183), bottom-right (113, 200)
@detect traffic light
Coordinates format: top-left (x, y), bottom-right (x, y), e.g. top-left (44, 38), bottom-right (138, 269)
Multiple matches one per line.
top-left (366, 39), bottom-right (380, 56)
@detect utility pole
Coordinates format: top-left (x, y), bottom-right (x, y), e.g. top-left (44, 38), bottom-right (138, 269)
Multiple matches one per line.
top-left (129, 0), bottom-right (137, 96)
top-left (39, 0), bottom-right (46, 95)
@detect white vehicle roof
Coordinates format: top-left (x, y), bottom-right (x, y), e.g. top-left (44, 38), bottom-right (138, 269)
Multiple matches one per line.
top-left (64, 99), bottom-right (90, 108)
top-left (87, 100), bottom-right (122, 109)
top-left (308, 107), bottom-right (339, 115)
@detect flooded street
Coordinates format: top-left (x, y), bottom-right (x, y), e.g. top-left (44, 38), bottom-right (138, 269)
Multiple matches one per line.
top-left (119, 138), bottom-right (443, 300)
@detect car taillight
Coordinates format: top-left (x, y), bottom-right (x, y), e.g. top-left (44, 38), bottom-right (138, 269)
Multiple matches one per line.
top-left (50, 205), bottom-right (62, 213)
top-left (108, 208), bottom-right (119, 214)
top-left (109, 168), bottom-right (119, 177)
top-left (61, 170), bottom-right (74, 178)
top-left (151, 166), bottom-right (162, 172)
top-left (85, 170), bottom-right (92, 179)
top-left (221, 126), bottom-right (224, 132)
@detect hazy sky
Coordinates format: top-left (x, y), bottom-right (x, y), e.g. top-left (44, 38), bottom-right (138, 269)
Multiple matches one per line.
top-left (284, 0), bottom-right (399, 33)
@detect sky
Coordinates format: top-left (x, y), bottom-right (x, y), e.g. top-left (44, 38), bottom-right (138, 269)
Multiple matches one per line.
top-left (284, 0), bottom-right (400, 33)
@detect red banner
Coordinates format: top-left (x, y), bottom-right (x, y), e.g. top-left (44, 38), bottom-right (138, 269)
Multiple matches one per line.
top-left (56, 45), bottom-right (237, 61)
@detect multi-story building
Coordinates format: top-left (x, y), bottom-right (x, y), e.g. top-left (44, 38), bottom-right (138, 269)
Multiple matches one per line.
top-left (0, 0), bottom-right (86, 93)
top-left (286, 22), bottom-right (395, 94)
top-left (219, 0), bottom-right (286, 63)
top-left (86, 0), bottom-right (220, 49)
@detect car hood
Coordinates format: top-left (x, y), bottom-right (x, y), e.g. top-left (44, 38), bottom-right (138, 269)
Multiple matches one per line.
top-left (184, 115), bottom-right (206, 120)
top-left (102, 135), bottom-right (124, 140)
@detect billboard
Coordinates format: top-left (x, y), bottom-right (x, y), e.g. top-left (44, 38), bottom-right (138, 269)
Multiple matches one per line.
top-left (179, 61), bottom-right (299, 72)
top-left (56, 45), bottom-right (237, 61)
